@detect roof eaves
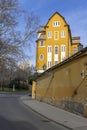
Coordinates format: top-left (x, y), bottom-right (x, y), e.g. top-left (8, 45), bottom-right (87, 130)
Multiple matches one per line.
top-left (46, 12), bottom-right (68, 26)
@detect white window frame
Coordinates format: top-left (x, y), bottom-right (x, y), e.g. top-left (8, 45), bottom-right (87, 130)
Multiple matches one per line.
top-left (47, 45), bottom-right (52, 69)
top-left (61, 45), bottom-right (66, 52)
top-left (53, 21), bottom-right (60, 27)
top-left (61, 44), bottom-right (66, 61)
top-left (61, 30), bottom-right (66, 38)
top-left (73, 47), bottom-right (77, 54)
top-left (54, 45), bottom-right (59, 66)
top-left (48, 31), bottom-right (52, 38)
top-left (54, 45), bottom-right (58, 54)
top-left (40, 40), bottom-right (44, 46)
top-left (54, 61), bottom-right (58, 65)
top-left (48, 61), bottom-right (52, 68)
top-left (48, 45), bottom-right (52, 53)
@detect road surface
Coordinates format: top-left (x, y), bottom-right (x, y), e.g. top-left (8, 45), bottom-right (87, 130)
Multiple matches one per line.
top-left (0, 93), bottom-right (70, 130)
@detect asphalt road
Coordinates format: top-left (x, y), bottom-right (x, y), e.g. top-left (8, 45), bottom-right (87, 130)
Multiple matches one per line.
top-left (0, 93), bottom-right (70, 130)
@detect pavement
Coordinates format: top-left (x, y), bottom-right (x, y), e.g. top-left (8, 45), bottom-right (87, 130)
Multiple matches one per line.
top-left (20, 95), bottom-right (87, 130)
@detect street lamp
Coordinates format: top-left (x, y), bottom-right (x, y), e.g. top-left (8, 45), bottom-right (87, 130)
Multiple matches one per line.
top-left (81, 63), bottom-right (87, 79)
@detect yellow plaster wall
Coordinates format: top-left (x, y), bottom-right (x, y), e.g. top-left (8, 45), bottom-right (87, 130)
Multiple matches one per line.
top-left (46, 13), bottom-right (69, 63)
top-left (36, 54), bottom-right (87, 104)
top-left (32, 81), bottom-right (36, 99)
top-left (36, 44), bottom-right (47, 70)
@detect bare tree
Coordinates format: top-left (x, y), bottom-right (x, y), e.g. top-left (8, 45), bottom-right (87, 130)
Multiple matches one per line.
top-left (0, 0), bottom-right (40, 87)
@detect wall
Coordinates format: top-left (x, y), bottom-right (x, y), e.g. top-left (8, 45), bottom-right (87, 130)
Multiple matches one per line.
top-left (46, 13), bottom-right (70, 63)
top-left (36, 51), bottom-right (87, 111)
top-left (32, 81), bottom-right (36, 99)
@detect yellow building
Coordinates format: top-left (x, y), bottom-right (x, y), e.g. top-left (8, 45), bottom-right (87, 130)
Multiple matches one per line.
top-left (36, 12), bottom-right (83, 73)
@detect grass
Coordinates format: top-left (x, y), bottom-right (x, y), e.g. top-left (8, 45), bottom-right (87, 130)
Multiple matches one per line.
top-left (0, 87), bottom-right (30, 93)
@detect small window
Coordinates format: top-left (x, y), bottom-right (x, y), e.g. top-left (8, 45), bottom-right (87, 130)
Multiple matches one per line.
top-left (61, 56), bottom-right (66, 61)
top-left (53, 21), bottom-right (60, 27)
top-left (54, 31), bottom-right (59, 40)
top-left (48, 31), bottom-right (52, 38)
top-left (48, 61), bottom-right (52, 68)
top-left (54, 46), bottom-right (58, 54)
top-left (61, 30), bottom-right (66, 38)
top-left (73, 47), bottom-right (77, 54)
top-left (39, 54), bottom-right (44, 60)
top-left (48, 46), bottom-right (52, 53)
top-left (54, 61), bottom-right (58, 65)
top-left (61, 45), bottom-right (66, 52)
top-left (40, 41), bottom-right (44, 46)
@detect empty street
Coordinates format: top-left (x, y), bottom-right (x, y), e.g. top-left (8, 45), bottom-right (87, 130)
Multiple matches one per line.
top-left (0, 93), bottom-right (70, 130)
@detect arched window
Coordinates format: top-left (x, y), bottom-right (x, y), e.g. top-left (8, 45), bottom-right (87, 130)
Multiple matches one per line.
top-left (54, 46), bottom-right (58, 54)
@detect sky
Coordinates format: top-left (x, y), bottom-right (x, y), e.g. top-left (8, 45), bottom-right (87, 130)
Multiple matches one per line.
top-left (18, 0), bottom-right (87, 65)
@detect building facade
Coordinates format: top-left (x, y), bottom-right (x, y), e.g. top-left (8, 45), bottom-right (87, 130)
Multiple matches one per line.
top-left (36, 12), bottom-right (83, 73)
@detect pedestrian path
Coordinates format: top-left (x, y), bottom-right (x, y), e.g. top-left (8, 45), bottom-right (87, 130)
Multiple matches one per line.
top-left (21, 96), bottom-right (87, 130)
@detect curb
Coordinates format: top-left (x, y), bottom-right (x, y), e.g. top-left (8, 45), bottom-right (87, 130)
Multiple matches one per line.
top-left (21, 97), bottom-right (73, 130)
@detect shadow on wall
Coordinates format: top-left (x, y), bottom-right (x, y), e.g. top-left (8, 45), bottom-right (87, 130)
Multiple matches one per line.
top-left (40, 75), bottom-right (54, 102)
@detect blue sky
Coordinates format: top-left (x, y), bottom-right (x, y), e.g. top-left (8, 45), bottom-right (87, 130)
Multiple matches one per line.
top-left (19, 0), bottom-right (87, 65)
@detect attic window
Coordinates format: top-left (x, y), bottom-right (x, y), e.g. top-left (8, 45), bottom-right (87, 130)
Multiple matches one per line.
top-left (53, 21), bottom-right (60, 27)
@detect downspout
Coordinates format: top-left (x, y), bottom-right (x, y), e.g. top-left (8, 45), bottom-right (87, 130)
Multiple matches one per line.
top-left (67, 25), bottom-right (72, 57)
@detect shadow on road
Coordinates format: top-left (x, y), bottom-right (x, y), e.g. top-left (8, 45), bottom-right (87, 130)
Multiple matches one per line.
top-left (0, 115), bottom-right (37, 130)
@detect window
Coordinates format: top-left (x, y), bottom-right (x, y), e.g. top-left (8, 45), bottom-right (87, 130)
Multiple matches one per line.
top-left (53, 21), bottom-right (60, 27)
top-left (47, 46), bottom-right (52, 69)
top-left (48, 61), bottom-right (52, 68)
top-left (48, 31), bottom-right (52, 38)
top-left (54, 31), bottom-right (59, 40)
top-left (61, 45), bottom-right (66, 52)
top-left (73, 47), bottom-right (77, 54)
top-left (39, 54), bottom-right (44, 60)
top-left (40, 40), bottom-right (44, 46)
top-left (54, 46), bottom-right (58, 54)
top-left (61, 45), bottom-right (66, 61)
top-left (61, 55), bottom-right (66, 61)
top-left (48, 46), bottom-right (52, 52)
top-left (54, 61), bottom-right (58, 65)
top-left (61, 30), bottom-right (66, 38)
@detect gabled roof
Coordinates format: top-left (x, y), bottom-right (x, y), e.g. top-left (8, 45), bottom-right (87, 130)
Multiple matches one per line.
top-left (72, 36), bottom-right (80, 40)
top-left (46, 12), bottom-right (68, 26)
top-left (45, 12), bottom-right (72, 43)
top-left (37, 26), bottom-right (46, 33)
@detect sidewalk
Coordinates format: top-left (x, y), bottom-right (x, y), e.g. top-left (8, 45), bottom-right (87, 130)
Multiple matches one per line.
top-left (21, 96), bottom-right (87, 130)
